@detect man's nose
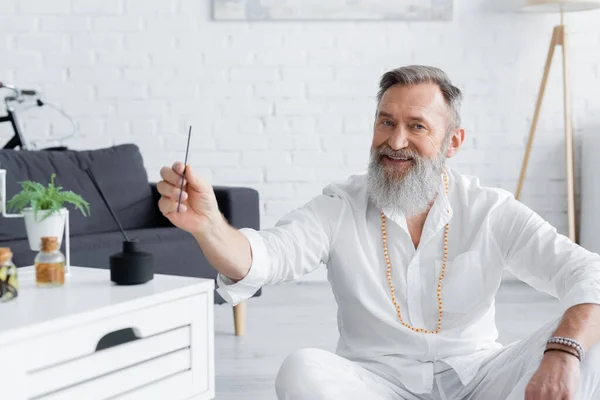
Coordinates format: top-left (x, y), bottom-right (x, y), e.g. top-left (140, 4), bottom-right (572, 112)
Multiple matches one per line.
top-left (387, 126), bottom-right (409, 150)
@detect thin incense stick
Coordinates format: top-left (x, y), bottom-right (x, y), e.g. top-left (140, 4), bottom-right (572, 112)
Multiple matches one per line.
top-left (85, 168), bottom-right (130, 242)
top-left (177, 125), bottom-right (192, 213)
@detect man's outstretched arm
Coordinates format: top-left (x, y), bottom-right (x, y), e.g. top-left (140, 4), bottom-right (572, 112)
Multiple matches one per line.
top-left (157, 161), bottom-right (344, 305)
top-left (191, 213), bottom-right (253, 282)
top-left (157, 162), bottom-right (253, 281)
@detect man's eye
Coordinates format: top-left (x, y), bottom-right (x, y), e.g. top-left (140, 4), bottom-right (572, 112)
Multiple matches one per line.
top-left (382, 120), bottom-right (394, 127)
top-left (413, 124), bottom-right (425, 130)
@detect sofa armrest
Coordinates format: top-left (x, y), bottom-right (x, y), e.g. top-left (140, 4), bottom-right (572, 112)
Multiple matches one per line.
top-left (149, 183), bottom-right (260, 231)
top-left (213, 186), bottom-right (260, 230)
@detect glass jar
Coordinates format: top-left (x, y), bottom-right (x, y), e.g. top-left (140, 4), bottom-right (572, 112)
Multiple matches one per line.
top-left (35, 236), bottom-right (65, 287)
top-left (0, 247), bottom-right (18, 301)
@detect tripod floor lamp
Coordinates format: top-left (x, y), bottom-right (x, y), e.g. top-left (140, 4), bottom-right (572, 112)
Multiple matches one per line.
top-left (515, 0), bottom-right (600, 244)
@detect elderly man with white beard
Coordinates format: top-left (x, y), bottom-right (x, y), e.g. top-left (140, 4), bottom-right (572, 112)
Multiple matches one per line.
top-left (156, 65), bottom-right (600, 400)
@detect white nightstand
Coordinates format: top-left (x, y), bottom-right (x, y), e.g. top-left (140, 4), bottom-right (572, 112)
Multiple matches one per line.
top-left (0, 266), bottom-right (215, 400)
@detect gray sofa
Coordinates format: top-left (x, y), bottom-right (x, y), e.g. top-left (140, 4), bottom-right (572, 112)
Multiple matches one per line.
top-left (0, 144), bottom-right (261, 334)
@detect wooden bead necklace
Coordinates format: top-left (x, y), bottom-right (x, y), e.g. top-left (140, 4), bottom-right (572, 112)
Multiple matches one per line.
top-left (381, 170), bottom-right (449, 334)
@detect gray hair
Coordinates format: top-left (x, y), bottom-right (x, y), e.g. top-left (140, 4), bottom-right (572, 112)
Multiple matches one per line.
top-left (376, 65), bottom-right (463, 130)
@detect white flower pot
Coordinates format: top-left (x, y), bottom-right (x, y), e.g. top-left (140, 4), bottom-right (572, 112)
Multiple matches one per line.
top-left (23, 207), bottom-right (68, 251)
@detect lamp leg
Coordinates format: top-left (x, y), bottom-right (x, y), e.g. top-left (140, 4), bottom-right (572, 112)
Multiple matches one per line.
top-left (559, 25), bottom-right (577, 243)
top-left (516, 27), bottom-right (558, 201)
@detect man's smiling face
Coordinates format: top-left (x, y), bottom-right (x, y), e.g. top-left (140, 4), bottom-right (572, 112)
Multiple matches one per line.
top-left (371, 82), bottom-right (451, 182)
top-left (367, 81), bottom-right (464, 217)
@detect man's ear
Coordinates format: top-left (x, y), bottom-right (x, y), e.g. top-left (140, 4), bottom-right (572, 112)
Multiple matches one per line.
top-left (445, 128), bottom-right (465, 159)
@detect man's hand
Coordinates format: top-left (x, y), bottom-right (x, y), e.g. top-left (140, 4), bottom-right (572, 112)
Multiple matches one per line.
top-left (157, 161), bottom-right (253, 282)
top-left (157, 161), bottom-right (221, 235)
top-left (525, 350), bottom-right (580, 400)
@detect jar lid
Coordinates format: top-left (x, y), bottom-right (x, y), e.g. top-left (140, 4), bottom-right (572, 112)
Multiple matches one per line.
top-left (0, 247), bottom-right (13, 263)
top-left (41, 236), bottom-right (59, 252)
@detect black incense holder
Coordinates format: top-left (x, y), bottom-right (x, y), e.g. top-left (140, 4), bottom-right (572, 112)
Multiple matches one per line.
top-left (85, 168), bottom-right (154, 285)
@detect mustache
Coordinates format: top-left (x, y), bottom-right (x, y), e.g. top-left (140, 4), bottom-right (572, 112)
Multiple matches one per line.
top-left (374, 146), bottom-right (421, 160)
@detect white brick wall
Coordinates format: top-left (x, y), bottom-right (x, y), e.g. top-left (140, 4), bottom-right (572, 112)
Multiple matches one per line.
top-left (1, 0), bottom-right (600, 241)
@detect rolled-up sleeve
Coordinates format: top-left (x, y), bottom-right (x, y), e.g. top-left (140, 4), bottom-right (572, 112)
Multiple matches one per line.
top-left (216, 188), bottom-right (344, 306)
top-left (492, 196), bottom-right (600, 313)
top-left (216, 228), bottom-right (272, 305)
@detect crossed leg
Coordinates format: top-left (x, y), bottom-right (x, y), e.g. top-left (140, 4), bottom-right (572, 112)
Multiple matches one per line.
top-left (274, 348), bottom-right (414, 400)
top-left (275, 319), bottom-right (600, 400)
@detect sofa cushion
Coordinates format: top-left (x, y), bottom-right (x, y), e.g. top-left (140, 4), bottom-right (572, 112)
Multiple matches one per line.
top-left (0, 144), bottom-right (157, 241)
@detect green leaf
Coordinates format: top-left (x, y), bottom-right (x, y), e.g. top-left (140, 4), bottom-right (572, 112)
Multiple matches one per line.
top-left (6, 173), bottom-right (90, 219)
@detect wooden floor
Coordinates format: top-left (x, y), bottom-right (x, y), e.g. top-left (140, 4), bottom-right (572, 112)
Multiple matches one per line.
top-left (213, 280), bottom-right (561, 400)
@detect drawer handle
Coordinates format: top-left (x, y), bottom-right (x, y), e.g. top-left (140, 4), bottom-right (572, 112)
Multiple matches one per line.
top-left (95, 327), bottom-right (141, 352)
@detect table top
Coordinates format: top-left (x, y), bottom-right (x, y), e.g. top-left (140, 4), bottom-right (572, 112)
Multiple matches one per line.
top-left (0, 266), bottom-right (214, 345)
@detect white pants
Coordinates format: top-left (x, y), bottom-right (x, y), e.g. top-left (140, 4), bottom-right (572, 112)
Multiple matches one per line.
top-left (275, 318), bottom-right (600, 400)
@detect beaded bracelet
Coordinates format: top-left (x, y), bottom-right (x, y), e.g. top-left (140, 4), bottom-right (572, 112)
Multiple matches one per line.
top-left (544, 348), bottom-right (581, 362)
top-left (547, 336), bottom-right (585, 361)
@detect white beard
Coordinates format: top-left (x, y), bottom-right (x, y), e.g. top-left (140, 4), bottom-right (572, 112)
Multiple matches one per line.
top-left (367, 144), bottom-right (448, 217)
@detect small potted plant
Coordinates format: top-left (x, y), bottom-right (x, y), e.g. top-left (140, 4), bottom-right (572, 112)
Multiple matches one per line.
top-left (6, 173), bottom-right (90, 251)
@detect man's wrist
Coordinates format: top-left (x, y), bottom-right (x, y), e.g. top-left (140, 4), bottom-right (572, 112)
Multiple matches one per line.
top-left (547, 336), bottom-right (585, 361)
top-left (192, 211), bottom-right (227, 244)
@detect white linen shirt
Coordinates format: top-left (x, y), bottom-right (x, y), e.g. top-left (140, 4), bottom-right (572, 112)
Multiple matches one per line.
top-left (216, 168), bottom-right (600, 394)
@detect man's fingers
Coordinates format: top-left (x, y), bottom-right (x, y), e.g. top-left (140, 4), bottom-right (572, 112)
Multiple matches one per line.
top-left (158, 197), bottom-right (187, 214)
top-left (172, 161), bottom-right (185, 175)
top-left (160, 165), bottom-right (186, 186)
top-left (156, 180), bottom-right (188, 201)
top-left (160, 163), bottom-right (213, 197)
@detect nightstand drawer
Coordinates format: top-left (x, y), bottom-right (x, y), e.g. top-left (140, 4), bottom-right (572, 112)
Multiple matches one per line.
top-left (37, 348), bottom-right (191, 400)
top-left (26, 294), bottom-right (201, 372)
top-left (22, 292), bottom-right (211, 399)
top-left (29, 325), bottom-right (191, 398)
